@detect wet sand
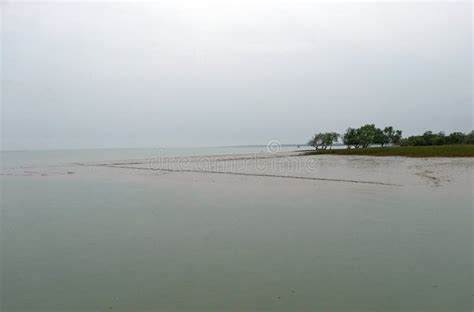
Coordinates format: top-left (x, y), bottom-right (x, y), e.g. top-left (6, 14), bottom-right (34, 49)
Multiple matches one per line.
top-left (4, 151), bottom-right (472, 190)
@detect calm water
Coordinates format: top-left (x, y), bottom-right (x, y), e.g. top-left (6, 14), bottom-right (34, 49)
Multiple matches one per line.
top-left (1, 146), bottom-right (304, 168)
top-left (1, 148), bottom-right (472, 311)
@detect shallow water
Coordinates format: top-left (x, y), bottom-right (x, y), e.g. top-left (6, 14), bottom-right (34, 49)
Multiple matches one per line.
top-left (0, 146), bottom-right (304, 168)
top-left (1, 148), bottom-right (472, 311)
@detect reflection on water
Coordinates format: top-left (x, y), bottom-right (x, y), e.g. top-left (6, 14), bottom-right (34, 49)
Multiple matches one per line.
top-left (1, 149), bottom-right (472, 311)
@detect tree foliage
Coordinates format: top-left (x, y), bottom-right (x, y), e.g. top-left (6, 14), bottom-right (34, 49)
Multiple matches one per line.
top-left (308, 132), bottom-right (340, 150)
top-left (464, 131), bottom-right (474, 144)
top-left (310, 126), bottom-right (473, 150)
top-left (381, 127), bottom-right (402, 146)
top-left (399, 130), bottom-right (474, 146)
top-left (342, 128), bottom-right (360, 148)
top-left (341, 124), bottom-right (402, 148)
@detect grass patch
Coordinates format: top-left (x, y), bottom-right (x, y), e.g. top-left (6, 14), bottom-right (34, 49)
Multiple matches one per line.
top-left (303, 144), bottom-right (474, 157)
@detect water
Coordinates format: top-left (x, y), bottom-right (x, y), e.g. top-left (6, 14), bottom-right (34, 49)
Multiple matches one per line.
top-left (1, 148), bottom-right (472, 311)
top-left (1, 146), bottom-right (304, 168)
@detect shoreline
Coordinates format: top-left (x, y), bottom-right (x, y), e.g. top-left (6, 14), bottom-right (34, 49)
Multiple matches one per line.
top-left (72, 152), bottom-right (472, 189)
top-left (303, 144), bottom-right (474, 158)
top-left (2, 150), bottom-right (473, 189)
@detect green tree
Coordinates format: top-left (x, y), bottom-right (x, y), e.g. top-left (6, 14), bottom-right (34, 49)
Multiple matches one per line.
top-left (393, 130), bottom-right (402, 144)
top-left (379, 126), bottom-right (402, 146)
top-left (357, 124), bottom-right (378, 148)
top-left (433, 132), bottom-right (446, 145)
top-left (447, 132), bottom-right (465, 144)
top-left (323, 132), bottom-right (340, 149)
top-left (308, 133), bottom-right (324, 150)
top-left (463, 131), bottom-right (474, 144)
top-left (421, 131), bottom-right (446, 145)
top-left (342, 128), bottom-right (360, 149)
top-left (374, 127), bottom-right (387, 147)
top-left (399, 130), bottom-right (464, 146)
top-left (308, 132), bottom-right (340, 150)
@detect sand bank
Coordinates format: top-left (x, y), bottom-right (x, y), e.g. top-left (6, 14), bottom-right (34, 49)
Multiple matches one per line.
top-left (4, 151), bottom-right (472, 190)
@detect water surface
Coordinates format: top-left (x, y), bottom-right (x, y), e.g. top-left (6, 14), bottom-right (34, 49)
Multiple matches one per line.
top-left (1, 148), bottom-right (472, 311)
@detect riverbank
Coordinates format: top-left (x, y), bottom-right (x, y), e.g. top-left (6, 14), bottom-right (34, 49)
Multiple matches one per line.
top-left (303, 144), bottom-right (474, 157)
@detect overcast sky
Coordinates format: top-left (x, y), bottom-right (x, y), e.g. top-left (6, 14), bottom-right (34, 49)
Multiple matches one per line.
top-left (1, 0), bottom-right (472, 150)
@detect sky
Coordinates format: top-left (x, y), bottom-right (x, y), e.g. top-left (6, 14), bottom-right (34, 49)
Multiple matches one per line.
top-left (1, 0), bottom-right (472, 150)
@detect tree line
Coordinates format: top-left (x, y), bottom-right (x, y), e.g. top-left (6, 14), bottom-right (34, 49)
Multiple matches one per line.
top-left (399, 131), bottom-right (474, 146)
top-left (308, 125), bottom-right (474, 150)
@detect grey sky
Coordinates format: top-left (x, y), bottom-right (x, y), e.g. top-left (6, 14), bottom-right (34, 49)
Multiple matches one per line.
top-left (1, 0), bottom-right (472, 150)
